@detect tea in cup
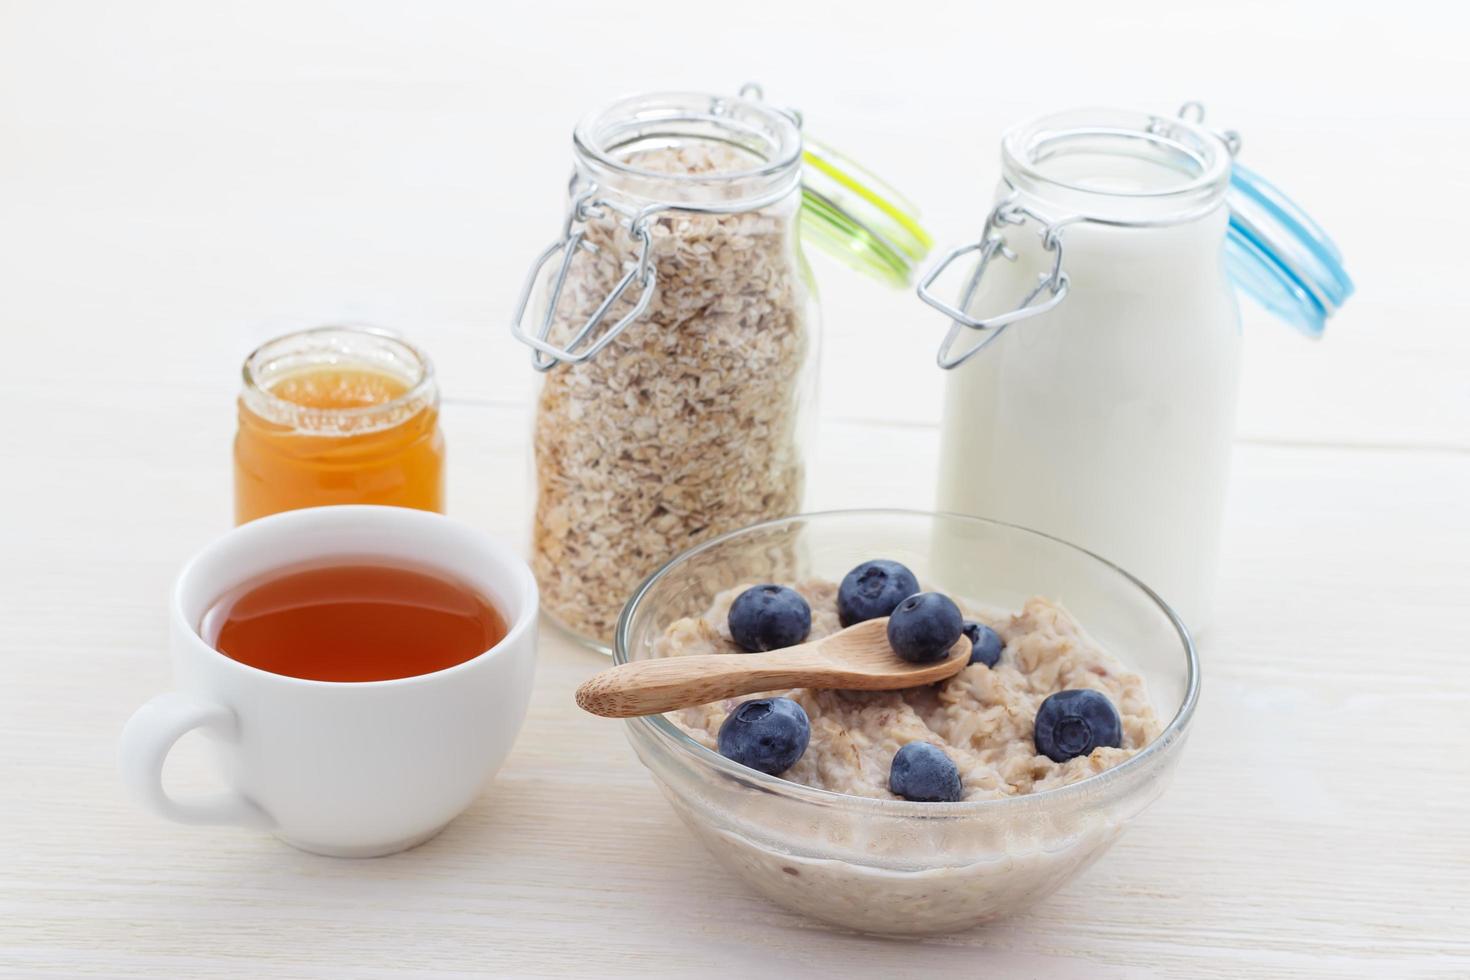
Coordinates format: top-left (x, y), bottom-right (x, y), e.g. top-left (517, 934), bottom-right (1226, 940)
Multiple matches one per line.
top-left (119, 505), bottom-right (538, 857)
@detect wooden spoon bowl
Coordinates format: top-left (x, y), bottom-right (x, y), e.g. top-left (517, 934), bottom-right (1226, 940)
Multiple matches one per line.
top-left (575, 618), bottom-right (970, 718)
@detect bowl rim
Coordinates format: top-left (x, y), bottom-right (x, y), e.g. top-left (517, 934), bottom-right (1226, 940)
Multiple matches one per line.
top-left (613, 508), bottom-right (1200, 817)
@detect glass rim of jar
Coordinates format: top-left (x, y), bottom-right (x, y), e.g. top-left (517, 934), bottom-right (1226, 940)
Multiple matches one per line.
top-left (572, 90), bottom-right (804, 204)
top-left (1000, 107), bottom-right (1232, 223)
top-left (240, 324), bottom-right (438, 427)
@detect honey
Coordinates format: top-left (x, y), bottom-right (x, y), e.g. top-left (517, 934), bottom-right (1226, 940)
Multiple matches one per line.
top-left (234, 327), bottom-right (445, 524)
top-left (267, 368), bottom-right (411, 410)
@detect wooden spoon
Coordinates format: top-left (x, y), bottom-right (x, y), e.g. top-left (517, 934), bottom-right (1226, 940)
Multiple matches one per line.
top-left (575, 618), bottom-right (970, 718)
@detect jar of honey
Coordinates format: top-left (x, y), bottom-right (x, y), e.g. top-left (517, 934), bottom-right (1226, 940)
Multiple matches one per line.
top-left (234, 326), bottom-right (445, 524)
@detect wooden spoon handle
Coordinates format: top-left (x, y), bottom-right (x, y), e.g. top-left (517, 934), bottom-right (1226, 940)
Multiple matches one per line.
top-left (575, 652), bottom-right (813, 718)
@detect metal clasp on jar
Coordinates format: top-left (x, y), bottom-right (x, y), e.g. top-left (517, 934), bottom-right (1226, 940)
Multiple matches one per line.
top-left (510, 172), bottom-right (798, 372)
top-left (916, 199), bottom-right (1071, 369)
top-left (509, 180), bottom-right (659, 373)
top-left (918, 101), bottom-right (1250, 370)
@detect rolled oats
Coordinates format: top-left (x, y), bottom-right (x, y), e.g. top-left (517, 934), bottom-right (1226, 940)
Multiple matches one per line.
top-left (532, 144), bottom-right (813, 644)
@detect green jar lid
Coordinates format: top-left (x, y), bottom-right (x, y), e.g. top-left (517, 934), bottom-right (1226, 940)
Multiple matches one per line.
top-left (740, 84), bottom-right (932, 287)
top-left (801, 137), bottom-right (934, 287)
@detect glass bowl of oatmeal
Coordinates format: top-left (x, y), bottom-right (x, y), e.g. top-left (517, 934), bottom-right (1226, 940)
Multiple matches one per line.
top-left (613, 509), bottom-right (1199, 935)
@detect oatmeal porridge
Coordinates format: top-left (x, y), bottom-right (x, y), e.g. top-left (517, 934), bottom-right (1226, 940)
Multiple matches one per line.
top-left (615, 522), bottom-right (1195, 935)
top-left (660, 580), bottom-right (1161, 800)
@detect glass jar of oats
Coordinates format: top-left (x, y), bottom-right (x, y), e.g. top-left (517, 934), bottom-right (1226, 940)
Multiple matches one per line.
top-left (511, 90), bottom-right (821, 651)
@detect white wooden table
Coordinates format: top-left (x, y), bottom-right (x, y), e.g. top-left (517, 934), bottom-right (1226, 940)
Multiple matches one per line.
top-left (2, 3), bottom-right (1467, 977)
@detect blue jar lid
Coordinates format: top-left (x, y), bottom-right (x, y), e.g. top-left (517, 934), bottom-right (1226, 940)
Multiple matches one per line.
top-left (1225, 161), bottom-right (1354, 336)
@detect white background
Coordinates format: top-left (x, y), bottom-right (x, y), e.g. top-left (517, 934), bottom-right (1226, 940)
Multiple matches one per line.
top-left (2, 2), bottom-right (1467, 977)
top-left (3, 0), bottom-right (1466, 444)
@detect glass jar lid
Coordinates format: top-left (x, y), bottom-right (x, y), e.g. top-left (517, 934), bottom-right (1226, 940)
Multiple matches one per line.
top-left (738, 84), bottom-right (932, 287)
top-left (1225, 161), bottom-right (1354, 336)
top-left (800, 137), bottom-right (933, 287)
top-left (1168, 103), bottom-right (1353, 336)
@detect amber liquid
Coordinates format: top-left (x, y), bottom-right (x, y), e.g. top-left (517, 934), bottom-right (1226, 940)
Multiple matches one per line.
top-left (202, 561), bottom-right (506, 682)
top-left (234, 367), bottom-right (445, 525)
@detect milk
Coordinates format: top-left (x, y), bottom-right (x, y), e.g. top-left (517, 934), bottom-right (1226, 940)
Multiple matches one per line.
top-left (935, 116), bottom-right (1240, 631)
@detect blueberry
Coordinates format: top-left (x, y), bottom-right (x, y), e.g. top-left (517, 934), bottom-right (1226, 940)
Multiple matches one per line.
top-left (888, 742), bottom-right (963, 802)
top-left (728, 584), bottom-right (812, 652)
top-left (837, 559), bottom-right (920, 626)
top-left (885, 592), bottom-right (964, 664)
top-left (716, 697), bottom-right (811, 776)
top-left (962, 620), bottom-right (1004, 668)
top-left (1033, 689), bottom-right (1123, 763)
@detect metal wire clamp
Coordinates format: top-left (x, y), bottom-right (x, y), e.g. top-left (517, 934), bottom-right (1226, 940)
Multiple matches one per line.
top-left (509, 183), bottom-right (659, 373)
top-left (916, 201), bottom-right (1071, 369)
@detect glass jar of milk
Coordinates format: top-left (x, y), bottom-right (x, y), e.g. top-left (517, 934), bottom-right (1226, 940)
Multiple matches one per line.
top-left (923, 108), bottom-right (1241, 630)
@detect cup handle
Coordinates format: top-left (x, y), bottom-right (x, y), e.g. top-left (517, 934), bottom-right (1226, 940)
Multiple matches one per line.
top-left (119, 692), bottom-right (274, 828)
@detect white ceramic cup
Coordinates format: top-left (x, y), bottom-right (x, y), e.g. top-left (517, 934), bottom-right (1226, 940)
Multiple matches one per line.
top-left (118, 505), bottom-right (539, 857)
